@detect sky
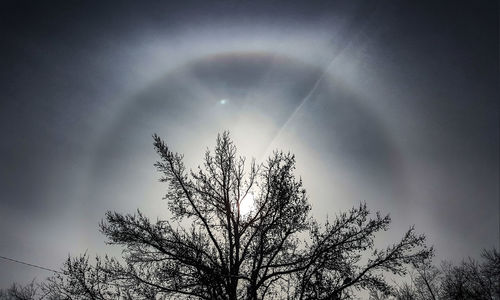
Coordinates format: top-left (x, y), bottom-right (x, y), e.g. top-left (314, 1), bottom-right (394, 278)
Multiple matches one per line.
top-left (0, 0), bottom-right (498, 288)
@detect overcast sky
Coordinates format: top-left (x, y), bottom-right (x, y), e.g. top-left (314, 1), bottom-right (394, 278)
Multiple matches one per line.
top-left (0, 1), bottom-right (498, 288)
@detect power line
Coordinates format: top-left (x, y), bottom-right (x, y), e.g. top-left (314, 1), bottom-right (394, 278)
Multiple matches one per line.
top-left (0, 255), bottom-right (61, 274)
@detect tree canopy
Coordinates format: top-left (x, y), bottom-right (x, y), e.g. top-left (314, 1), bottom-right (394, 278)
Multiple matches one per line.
top-left (385, 249), bottom-right (500, 300)
top-left (4, 132), bottom-right (432, 300)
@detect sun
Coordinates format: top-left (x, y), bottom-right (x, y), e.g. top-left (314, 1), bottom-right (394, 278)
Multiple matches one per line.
top-left (239, 192), bottom-right (255, 216)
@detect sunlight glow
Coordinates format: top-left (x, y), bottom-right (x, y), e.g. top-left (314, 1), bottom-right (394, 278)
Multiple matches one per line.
top-left (240, 193), bottom-right (255, 216)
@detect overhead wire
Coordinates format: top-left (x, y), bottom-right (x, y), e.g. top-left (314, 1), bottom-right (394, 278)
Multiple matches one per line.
top-left (0, 255), bottom-right (62, 274)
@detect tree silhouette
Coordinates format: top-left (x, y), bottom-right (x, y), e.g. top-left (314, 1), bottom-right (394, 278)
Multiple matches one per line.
top-left (37, 132), bottom-right (431, 299)
top-left (382, 248), bottom-right (500, 300)
top-left (0, 281), bottom-right (39, 300)
top-left (439, 249), bottom-right (500, 299)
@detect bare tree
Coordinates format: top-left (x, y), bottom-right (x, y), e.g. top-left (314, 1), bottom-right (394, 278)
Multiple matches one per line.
top-left (388, 248), bottom-right (500, 300)
top-left (0, 281), bottom-right (46, 300)
top-left (440, 249), bottom-right (500, 300)
top-left (38, 132), bottom-right (431, 299)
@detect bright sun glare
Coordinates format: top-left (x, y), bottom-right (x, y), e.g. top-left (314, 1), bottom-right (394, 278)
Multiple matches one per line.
top-left (240, 193), bottom-right (254, 216)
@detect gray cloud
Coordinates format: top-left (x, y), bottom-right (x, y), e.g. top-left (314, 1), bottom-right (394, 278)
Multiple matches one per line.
top-left (0, 0), bottom-right (497, 287)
